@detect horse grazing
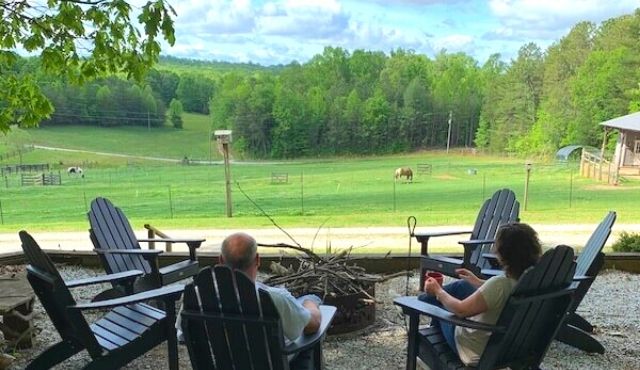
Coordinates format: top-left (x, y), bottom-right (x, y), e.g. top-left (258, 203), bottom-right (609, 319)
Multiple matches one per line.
top-left (395, 167), bottom-right (413, 181)
top-left (67, 166), bottom-right (84, 178)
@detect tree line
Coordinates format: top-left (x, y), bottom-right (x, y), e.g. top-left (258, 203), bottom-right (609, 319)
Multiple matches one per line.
top-left (20, 9), bottom-right (640, 159)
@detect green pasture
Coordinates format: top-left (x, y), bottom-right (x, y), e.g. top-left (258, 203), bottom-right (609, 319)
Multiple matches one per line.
top-left (0, 150), bottom-right (633, 233)
top-left (0, 113), bottom-right (635, 248)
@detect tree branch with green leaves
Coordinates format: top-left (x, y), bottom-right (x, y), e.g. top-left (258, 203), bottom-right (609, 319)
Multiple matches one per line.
top-left (0, 0), bottom-right (176, 132)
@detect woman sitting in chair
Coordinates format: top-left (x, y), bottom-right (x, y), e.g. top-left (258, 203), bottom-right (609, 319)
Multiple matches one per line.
top-left (419, 222), bottom-right (542, 366)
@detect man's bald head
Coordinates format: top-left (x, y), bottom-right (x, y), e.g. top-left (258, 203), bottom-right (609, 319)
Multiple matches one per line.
top-left (220, 232), bottom-right (258, 272)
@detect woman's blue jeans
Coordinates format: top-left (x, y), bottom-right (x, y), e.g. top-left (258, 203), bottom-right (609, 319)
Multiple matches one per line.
top-left (417, 280), bottom-right (477, 354)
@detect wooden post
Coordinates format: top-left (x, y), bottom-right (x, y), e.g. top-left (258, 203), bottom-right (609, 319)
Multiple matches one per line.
top-left (222, 141), bottom-right (232, 217)
top-left (213, 130), bottom-right (234, 218)
top-left (599, 128), bottom-right (609, 181)
top-left (446, 111), bottom-right (452, 154)
top-left (524, 162), bottom-right (532, 211)
top-left (614, 132), bottom-right (625, 185)
top-left (300, 170), bottom-right (304, 216)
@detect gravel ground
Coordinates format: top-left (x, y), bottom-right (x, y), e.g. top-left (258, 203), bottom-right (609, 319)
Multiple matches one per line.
top-left (4, 265), bottom-right (640, 370)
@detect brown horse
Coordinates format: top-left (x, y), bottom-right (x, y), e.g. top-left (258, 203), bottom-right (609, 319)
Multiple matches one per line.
top-left (395, 167), bottom-right (413, 181)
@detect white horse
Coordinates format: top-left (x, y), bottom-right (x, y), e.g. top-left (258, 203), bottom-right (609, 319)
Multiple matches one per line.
top-left (394, 167), bottom-right (413, 181)
top-left (67, 166), bottom-right (84, 178)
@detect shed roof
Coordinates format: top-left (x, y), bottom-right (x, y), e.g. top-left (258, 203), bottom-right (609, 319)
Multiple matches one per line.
top-left (600, 111), bottom-right (640, 131)
top-left (556, 145), bottom-right (599, 161)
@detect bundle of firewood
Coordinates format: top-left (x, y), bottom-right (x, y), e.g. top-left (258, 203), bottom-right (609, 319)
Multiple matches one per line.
top-left (261, 242), bottom-right (407, 301)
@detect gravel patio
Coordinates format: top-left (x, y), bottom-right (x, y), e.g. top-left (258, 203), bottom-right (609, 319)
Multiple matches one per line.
top-left (4, 265), bottom-right (640, 370)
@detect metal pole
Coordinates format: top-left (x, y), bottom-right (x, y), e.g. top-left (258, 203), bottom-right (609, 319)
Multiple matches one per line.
top-left (524, 166), bottom-right (531, 211)
top-left (393, 178), bottom-right (397, 212)
top-left (569, 168), bottom-right (573, 208)
top-left (446, 110), bottom-right (452, 154)
top-left (223, 142), bottom-right (233, 217)
top-left (168, 185), bottom-right (174, 218)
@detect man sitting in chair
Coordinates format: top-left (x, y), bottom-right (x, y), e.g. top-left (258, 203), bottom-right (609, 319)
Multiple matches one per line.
top-left (178, 232), bottom-right (322, 369)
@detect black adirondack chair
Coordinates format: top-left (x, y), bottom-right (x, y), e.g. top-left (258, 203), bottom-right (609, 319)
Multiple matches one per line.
top-left (88, 197), bottom-right (204, 297)
top-left (413, 188), bottom-right (519, 288)
top-left (555, 211), bottom-right (616, 353)
top-left (19, 231), bottom-right (183, 370)
top-left (181, 265), bottom-right (337, 370)
top-left (481, 211), bottom-right (616, 353)
top-left (395, 245), bottom-right (577, 370)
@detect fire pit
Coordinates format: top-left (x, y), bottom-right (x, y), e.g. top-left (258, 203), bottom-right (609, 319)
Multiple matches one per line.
top-left (261, 243), bottom-right (404, 335)
top-left (324, 285), bottom-right (376, 335)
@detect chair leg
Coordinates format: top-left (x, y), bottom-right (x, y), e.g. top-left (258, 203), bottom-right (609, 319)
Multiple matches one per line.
top-left (556, 324), bottom-right (605, 354)
top-left (165, 300), bottom-right (179, 370)
top-left (565, 312), bottom-right (594, 333)
top-left (312, 341), bottom-right (323, 370)
top-left (406, 314), bottom-right (419, 370)
top-left (26, 340), bottom-right (82, 369)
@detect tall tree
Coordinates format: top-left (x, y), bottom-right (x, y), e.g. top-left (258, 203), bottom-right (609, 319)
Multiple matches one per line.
top-left (0, 0), bottom-right (176, 132)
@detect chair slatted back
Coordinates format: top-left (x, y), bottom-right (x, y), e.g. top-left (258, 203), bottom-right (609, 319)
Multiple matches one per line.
top-left (88, 197), bottom-right (151, 274)
top-left (470, 189), bottom-right (520, 269)
top-left (182, 266), bottom-right (288, 370)
top-left (571, 211), bottom-right (616, 310)
top-left (19, 231), bottom-right (101, 356)
top-left (479, 245), bottom-right (576, 370)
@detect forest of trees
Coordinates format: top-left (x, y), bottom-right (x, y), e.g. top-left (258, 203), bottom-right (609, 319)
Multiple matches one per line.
top-left (21, 10), bottom-right (640, 159)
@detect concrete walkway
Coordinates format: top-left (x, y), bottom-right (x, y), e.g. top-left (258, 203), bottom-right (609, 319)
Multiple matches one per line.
top-left (2, 224), bottom-right (638, 256)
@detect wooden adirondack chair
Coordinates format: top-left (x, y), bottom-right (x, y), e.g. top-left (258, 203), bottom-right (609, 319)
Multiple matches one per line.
top-left (181, 265), bottom-right (337, 370)
top-left (554, 211), bottom-right (616, 354)
top-left (481, 211), bottom-right (616, 353)
top-left (413, 188), bottom-right (519, 288)
top-left (19, 231), bottom-right (183, 370)
top-left (88, 197), bottom-right (204, 297)
top-left (395, 245), bottom-right (577, 370)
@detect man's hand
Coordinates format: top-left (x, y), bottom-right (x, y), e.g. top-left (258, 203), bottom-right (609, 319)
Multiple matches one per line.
top-left (302, 299), bottom-right (322, 335)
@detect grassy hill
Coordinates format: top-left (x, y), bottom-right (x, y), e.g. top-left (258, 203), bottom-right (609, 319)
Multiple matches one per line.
top-left (2, 113), bottom-right (218, 166)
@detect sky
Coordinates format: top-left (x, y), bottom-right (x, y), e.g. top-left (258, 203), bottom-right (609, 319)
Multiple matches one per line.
top-left (161, 0), bottom-right (640, 66)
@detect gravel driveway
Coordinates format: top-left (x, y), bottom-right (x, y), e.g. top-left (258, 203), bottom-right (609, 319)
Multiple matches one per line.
top-left (5, 266), bottom-right (640, 370)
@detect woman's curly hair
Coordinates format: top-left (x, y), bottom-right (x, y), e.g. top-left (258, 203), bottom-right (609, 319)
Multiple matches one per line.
top-left (495, 222), bottom-right (542, 279)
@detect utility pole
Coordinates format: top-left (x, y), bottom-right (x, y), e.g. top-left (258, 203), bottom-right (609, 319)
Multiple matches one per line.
top-left (446, 110), bottom-right (452, 154)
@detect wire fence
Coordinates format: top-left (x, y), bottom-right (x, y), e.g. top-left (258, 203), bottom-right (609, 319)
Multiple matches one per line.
top-left (0, 160), bottom-right (629, 226)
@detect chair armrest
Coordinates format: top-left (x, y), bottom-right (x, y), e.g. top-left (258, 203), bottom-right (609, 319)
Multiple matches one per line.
top-left (138, 238), bottom-right (205, 245)
top-left (414, 230), bottom-right (472, 241)
top-left (283, 305), bottom-right (337, 355)
top-left (393, 296), bottom-right (505, 333)
top-left (573, 274), bottom-right (594, 282)
top-left (459, 239), bottom-right (494, 247)
top-left (69, 284), bottom-right (184, 311)
top-left (138, 238), bottom-right (204, 261)
top-left (65, 270), bottom-right (143, 288)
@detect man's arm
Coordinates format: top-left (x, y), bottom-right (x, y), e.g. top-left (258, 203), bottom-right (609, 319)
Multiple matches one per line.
top-left (302, 300), bottom-right (322, 334)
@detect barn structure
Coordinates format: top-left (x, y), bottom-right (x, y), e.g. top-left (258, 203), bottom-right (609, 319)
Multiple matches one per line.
top-left (597, 111), bottom-right (640, 184)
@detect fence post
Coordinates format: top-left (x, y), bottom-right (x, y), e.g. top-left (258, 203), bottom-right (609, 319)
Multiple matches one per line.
top-left (393, 178), bottom-right (397, 212)
top-left (168, 185), bottom-right (174, 218)
top-left (83, 191), bottom-right (88, 212)
top-left (569, 169), bottom-right (573, 208)
top-left (482, 173), bottom-right (486, 201)
top-left (300, 170), bottom-right (304, 216)
top-left (0, 200), bottom-right (3, 225)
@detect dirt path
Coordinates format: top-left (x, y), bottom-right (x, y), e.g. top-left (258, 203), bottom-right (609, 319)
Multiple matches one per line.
top-left (2, 224), bottom-right (638, 255)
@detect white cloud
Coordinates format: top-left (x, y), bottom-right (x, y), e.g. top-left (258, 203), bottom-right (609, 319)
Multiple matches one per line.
top-left (432, 34), bottom-right (475, 53)
top-left (487, 0), bottom-right (639, 40)
top-left (257, 0), bottom-right (350, 39)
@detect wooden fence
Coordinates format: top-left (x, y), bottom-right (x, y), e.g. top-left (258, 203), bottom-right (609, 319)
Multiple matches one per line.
top-left (580, 150), bottom-right (614, 184)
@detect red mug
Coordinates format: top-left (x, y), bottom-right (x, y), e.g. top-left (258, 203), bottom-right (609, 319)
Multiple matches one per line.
top-left (425, 271), bottom-right (444, 286)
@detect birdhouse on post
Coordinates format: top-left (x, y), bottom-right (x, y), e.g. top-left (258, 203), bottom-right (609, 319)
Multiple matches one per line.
top-left (214, 130), bottom-right (233, 217)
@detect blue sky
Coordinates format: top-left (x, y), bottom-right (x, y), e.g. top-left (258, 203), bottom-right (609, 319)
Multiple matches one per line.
top-left (163, 0), bottom-right (640, 65)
